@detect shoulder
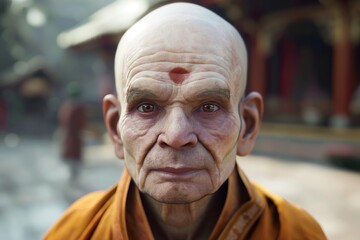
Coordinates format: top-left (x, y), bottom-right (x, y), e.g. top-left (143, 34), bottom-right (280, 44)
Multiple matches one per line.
top-left (253, 183), bottom-right (327, 240)
top-left (44, 186), bottom-right (117, 240)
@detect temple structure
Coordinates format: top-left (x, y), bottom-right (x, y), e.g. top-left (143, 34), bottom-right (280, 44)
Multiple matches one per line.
top-left (0, 57), bottom-right (56, 133)
top-left (58, 0), bottom-right (360, 128)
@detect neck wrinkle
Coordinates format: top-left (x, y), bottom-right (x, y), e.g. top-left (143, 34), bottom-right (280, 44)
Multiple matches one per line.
top-left (141, 186), bottom-right (225, 240)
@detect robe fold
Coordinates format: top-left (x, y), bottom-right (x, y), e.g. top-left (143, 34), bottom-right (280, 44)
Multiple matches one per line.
top-left (45, 161), bottom-right (326, 240)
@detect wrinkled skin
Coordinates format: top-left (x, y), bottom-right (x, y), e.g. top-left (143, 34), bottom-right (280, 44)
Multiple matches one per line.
top-left (103, 2), bottom-right (263, 239)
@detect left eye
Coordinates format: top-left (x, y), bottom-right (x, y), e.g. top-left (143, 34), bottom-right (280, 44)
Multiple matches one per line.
top-left (137, 103), bottom-right (156, 113)
top-left (199, 103), bottom-right (220, 112)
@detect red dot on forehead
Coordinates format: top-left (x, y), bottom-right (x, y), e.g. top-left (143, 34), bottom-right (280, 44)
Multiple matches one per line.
top-left (169, 67), bottom-right (189, 84)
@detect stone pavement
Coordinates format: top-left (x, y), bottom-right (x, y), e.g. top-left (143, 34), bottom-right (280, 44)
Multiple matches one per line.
top-left (0, 135), bottom-right (123, 240)
top-left (239, 156), bottom-right (360, 240)
top-left (0, 133), bottom-right (359, 240)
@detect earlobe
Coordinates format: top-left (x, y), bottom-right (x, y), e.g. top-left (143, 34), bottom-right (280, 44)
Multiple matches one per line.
top-left (103, 94), bottom-right (124, 159)
top-left (237, 92), bottom-right (263, 156)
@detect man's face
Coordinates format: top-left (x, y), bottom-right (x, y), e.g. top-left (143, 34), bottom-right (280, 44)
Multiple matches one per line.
top-left (115, 20), bottom-right (245, 204)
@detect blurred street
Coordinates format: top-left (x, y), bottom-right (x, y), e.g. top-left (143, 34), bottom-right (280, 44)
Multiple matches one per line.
top-left (0, 131), bottom-right (359, 240)
top-left (0, 134), bottom-right (123, 240)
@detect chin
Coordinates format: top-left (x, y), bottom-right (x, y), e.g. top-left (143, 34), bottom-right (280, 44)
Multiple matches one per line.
top-left (149, 194), bottom-right (204, 204)
top-left (145, 183), bottom-right (211, 204)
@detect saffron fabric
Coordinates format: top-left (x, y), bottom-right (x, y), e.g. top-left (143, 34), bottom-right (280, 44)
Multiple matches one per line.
top-left (45, 162), bottom-right (326, 240)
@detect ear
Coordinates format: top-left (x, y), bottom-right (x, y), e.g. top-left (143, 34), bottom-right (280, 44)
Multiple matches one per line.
top-left (237, 92), bottom-right (263, 156)
top-left (103, 94), bottom-right (124, 159)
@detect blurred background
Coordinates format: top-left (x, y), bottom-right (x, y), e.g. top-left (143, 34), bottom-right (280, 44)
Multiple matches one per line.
top-left (0, 0), bottom-right (359, 239)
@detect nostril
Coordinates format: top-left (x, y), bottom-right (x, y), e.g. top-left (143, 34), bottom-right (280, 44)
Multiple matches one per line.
top-left (183, 140), bottom-right (197, 148)
top-left (157, 131), bottom-right (197, 149)
top-left (158, 138), bottom-right (168, 148)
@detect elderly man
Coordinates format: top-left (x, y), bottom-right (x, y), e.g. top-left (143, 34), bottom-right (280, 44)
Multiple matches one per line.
top-left (45, 3), bottom-right (326, 240)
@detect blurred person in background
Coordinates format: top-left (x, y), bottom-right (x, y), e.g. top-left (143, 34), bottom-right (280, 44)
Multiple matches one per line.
top-left (46, 3), bottom-right (326, 239)
top-left (58, 81), bottom-right (87, 180)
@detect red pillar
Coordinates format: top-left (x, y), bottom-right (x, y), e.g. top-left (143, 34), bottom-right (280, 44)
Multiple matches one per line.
top-left (331, 4), bottom-right (356, 127)
top-left (333, 41), bottom-right (355, 115)
top-left (248, 35), bottom-right (267, 96)
top-left (279, 39), bottom-right (297, 99)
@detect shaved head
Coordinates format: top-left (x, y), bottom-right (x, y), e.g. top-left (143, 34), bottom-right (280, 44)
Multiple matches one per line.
top-left (114, 2), bottom-right (248, 102)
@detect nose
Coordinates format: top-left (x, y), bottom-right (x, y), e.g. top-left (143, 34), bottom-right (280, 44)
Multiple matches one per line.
top-left (158, 108), bottom-right (198, 149)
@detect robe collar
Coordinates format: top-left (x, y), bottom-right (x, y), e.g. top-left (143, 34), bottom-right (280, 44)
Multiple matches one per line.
top-left (112, 160), bottom-right (264, 240)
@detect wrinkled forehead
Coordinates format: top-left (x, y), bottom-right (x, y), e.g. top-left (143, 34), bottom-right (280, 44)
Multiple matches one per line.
top-left (114, 3), bottom-right (247, 99)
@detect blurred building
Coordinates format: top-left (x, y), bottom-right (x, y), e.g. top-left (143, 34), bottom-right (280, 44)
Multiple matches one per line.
top-left (0, 57), bottom-right (57, 133)
top-left (58, 0), bottom-right (360, 129)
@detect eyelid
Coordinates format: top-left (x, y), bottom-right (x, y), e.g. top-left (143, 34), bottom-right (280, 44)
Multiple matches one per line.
top-left (127, 97), bottom-right (152, 110)
top-left (136, 102), bottom-right (158, 112)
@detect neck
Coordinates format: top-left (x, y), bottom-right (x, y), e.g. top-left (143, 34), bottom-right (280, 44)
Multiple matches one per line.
top-left (141, 185), bottom-right (226, 240)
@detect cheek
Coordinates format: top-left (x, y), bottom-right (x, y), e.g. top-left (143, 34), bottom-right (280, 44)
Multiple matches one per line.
top-left (195, 113), bottom-right (240, 190)
top-left (119, 116), bottom-right (160, 188)
top-left (119, 115), bottom-right (160, 173)
top-left (203, 117), bottom-right (239, 190)
top-left (120, 116), bottom-right (155, 153)
top-left (198, 113), bottom-right (240, 160)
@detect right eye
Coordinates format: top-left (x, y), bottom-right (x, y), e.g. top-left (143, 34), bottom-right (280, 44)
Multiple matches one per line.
top-left (137, 103), bottom-right (157, 113)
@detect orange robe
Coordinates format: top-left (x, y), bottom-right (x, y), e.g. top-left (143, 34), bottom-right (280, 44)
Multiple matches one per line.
top-left (45, 163), bottom-right (326, 240)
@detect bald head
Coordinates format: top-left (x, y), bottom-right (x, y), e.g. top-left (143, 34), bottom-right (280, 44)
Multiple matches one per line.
top-left (114, 3), bottom-right (248, 100)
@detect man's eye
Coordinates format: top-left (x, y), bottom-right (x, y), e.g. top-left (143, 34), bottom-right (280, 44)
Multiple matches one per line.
top-left (199, 103), bottom-right (220, 112)
top-left (137, 103), bottom-right (156, 113)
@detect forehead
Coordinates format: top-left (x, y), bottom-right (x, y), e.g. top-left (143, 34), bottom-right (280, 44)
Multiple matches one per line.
top-left (115, 12), bottom-right (246, 100)
top-left (127, 49), bottom-right (230, 80)
top-left (123, 49), bottom-right (234, 100)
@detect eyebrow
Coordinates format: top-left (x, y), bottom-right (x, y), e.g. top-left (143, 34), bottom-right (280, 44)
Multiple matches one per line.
top-left (126, 88), bottom-right (157, 103)
top-left (195, 88), bottom-right (230, 101)
top-left (126, 87), bottom-right (230, 104)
